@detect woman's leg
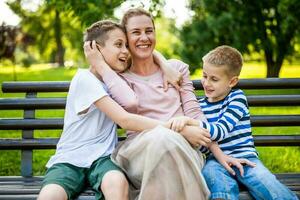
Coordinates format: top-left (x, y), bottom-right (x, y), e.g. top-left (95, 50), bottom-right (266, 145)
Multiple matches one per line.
top-left (112, 126), bottom-right (210, 200)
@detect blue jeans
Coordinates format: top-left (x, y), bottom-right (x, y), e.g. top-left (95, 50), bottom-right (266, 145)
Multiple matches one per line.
top-left (202, 157), bottom-right (298, 200)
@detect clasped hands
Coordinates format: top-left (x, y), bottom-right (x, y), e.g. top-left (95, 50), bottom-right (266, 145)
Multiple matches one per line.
top-left (167, 116), bottom-right (256, 176)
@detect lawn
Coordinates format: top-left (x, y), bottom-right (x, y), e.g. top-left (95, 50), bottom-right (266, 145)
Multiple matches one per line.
top-left (0, 62), bottom-right (300, 175)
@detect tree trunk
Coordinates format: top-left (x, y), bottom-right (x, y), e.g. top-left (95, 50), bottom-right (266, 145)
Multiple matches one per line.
top-left (54, 9), bottom-right (64, 67)
top-left (264, 48), bottom-right (278, 77)
top-left (266, 63), bottom-right (281, 77)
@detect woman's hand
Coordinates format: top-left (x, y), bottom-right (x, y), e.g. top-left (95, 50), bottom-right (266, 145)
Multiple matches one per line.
top-left (83, 40), bottom-right (109, 75)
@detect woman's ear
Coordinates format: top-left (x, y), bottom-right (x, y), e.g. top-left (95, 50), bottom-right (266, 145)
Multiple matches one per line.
top-left (229, 76), bottom-right (239, 88)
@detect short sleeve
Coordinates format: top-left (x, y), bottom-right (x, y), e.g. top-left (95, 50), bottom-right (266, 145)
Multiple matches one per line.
top-left (74, 71), bottom-right (108, 115)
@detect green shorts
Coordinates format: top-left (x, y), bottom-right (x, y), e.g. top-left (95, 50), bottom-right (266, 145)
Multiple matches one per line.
top-left (42, 155), bottom-right (122, 200)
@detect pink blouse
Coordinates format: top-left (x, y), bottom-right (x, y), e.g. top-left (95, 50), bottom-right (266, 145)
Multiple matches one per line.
top-left (102, 59), bottom-right (206, 133)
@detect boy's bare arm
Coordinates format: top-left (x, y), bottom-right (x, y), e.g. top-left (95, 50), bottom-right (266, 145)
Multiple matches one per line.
top-left (94, 95), bottom-right (170, 132)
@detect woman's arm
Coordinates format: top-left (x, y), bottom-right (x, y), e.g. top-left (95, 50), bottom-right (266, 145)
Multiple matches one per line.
top-left (177, 62), bottom-right (206, 121)
top-left (94, 95), bottom-right (169, 132)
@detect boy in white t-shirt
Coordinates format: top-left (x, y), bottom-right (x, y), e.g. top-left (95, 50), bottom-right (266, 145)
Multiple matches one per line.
top-left (38, 20), bottom-right (172, 200)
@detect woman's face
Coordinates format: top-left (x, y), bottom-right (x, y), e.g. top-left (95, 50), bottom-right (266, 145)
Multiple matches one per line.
top-left (99, 28), bottom-right (129, 73)
top-left (125, 15), bottom-right (156, 60)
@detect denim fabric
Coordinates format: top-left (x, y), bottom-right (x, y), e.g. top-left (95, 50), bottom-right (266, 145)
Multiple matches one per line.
top-left (202, 157), bottom-right (298, 200)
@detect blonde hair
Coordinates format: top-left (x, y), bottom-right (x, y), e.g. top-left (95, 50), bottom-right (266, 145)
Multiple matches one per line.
top-left (121, 8), bottom-right (155, 30)
top-left (83, 20), bottom-right (125, 46)
top-left (202, 45), bottom-right (243, 76)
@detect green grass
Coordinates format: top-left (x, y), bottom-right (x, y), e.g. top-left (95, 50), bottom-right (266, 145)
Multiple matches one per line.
top-left (0, 62), bottom-right (300, 175)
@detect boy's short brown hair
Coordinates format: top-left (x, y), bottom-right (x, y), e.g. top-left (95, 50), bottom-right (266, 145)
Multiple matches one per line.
top-left (83, 20), bottom-right (125, 46)
top-left (121, 8), bottom-right (155, 30)
top-left (202, 45), bottom-right (243, 76)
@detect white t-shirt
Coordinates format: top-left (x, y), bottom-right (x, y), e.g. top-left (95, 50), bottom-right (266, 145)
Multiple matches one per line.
top-left (46, 69), bottom-right (118, 168)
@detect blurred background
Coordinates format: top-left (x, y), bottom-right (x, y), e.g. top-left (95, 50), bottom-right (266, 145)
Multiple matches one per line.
top-left (0, 0), bottom-right (299, 175)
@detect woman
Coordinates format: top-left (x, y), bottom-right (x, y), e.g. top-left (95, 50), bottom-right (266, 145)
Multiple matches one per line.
top-left (86, 8), bottom-right (211, 200)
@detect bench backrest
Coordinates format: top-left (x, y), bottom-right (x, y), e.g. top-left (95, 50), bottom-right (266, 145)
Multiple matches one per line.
top-left (1, 78), bottom-right (300, 177)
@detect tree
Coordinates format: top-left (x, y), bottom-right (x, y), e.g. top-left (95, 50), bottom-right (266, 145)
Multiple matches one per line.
top-left (7, 0), bottom-right (124, 67)
top-left (180, 0), bottom-right (300, 77)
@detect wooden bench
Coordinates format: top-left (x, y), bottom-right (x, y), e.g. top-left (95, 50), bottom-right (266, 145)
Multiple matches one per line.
top-left (0, 78), bottom-right (300, 200)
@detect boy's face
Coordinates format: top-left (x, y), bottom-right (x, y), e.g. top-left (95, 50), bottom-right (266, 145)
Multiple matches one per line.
top-left (201, 62), bottom-right (238, 102)
top-left (98, 29), bottom-right (129, 72)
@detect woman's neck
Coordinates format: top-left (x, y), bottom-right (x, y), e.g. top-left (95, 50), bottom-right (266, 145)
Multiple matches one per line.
top-left (130, 55), bottom-right (159, 76)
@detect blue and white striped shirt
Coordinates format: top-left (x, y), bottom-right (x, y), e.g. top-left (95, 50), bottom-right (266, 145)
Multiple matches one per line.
top-left (199, 89), bottom-right (258, 158)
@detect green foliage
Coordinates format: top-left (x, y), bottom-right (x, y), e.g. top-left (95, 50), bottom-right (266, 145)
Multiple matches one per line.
top-left (155, 16), bottom-right (181, 59)
top-left (180, 0), bottom-right (300, 76)
top-left (48, 0), bottom-right (123, 26)
top-left (7, 0), bottom-right (125, 67)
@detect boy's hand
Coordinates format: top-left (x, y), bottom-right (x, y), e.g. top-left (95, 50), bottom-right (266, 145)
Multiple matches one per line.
top-left (218, 154), bottom-right (256, 177)
top-left (152, 50), bottom-right (183, 91)
top-left (180, 126), bottom-right (211, 148)
top-left (162, 67), bottom-right (183, 92)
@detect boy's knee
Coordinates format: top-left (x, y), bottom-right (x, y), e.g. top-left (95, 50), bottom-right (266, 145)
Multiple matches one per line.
top-left (101, 170), bottom-right (128, 193)
top-left (38, 184), bottom-right (67, 200)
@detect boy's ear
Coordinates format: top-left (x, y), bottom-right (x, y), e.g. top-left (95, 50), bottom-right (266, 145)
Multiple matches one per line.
top-left (96, 43), bottom-right (103, 52)
top-left (229, 76), bottom-right (239, 88)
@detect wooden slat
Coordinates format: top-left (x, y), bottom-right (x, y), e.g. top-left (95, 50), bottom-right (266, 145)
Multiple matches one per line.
top-left (253, 135), bottom-right (300, 146)
top-left (196, 95), bottom-right (300, 106)
top-left (1, 95), bottom-right (300, 110)
top-left (250, 115), bottom-right (300, 126)
top-left (2, 81), bottom-right (70, 93)
top-left (0, 98), bottom-right (66, 109)
top-left (193, 78), bottom-right (300, 90)
top-left (246, 95), bottom-right (300, 106)
top-left (0, 119), bottom-right (63, 130)
top-left (0, 135), bottom-right (299, 150)
top-left (3, 78), bottom-right (300, 93)
top-left (0, 115), bottom-right (299, 130)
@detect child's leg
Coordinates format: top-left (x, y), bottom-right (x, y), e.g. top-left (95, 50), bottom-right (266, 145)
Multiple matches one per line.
top-left (101, 170), bottom-right (128, 200)
top-left (88, 155), bottom-right (128, 200)
top-left (203, 158), bottom-right (239, 200)
top-left (38, 163), bottom-right (86, 200)
top-left (235, 157), bottom-right (298, 200)
top-left (38, 184), bottom-right (67, 200)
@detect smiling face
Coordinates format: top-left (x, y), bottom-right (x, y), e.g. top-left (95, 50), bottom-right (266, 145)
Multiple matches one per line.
top-left (125, 15), bottom-right (156, 60)
top-left (201, 62), bottom-right (238, 102)
top-left (98, 28), bottom-right (129, 72)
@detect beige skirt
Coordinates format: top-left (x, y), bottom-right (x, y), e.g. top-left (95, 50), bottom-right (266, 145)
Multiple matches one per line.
top-left (111, 125), bottom-right (210, 200)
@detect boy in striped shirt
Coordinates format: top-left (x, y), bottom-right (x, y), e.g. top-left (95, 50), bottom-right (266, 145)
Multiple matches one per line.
top-left (197, 45), bottom-right (297, 200)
